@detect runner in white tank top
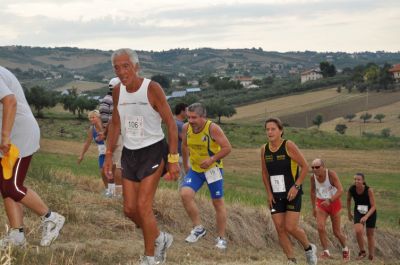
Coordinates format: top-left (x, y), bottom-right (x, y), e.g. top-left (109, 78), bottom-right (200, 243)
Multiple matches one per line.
top-left (310, 158), bottom-right (349, 261)
top-left (104, 49), bottom-right (180, 265)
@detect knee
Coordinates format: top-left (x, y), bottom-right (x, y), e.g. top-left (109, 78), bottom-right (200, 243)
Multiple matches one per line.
top-left (123, 205), bottom-right (137, 219)
top-left (285, 224), bottom-right (296, 234)
top-left (212, 199), bottom-right (225, 210)
top-left (354, 226), bottom-right (363, 235)
top-left (317, 223), bottom-right (326, 233)
top-left (180, 188), bottom-right (194, 203)
top-left (275, 224), bottom-right (286, 235)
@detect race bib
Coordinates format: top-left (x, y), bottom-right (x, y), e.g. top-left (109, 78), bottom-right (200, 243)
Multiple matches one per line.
top-left (357, 205), bottom-right (368, 214)
top-left (205, 167), bottom-right (223, 184)
top-left (125, 115), bottom-right (144, 139)
top-left (270, 175), bottom-right (286, 193)
top-left (97, 144), bottom-right (106, 155)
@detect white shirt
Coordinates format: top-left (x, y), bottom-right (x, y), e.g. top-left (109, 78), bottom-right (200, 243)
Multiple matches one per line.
top-left (0, 66), bottom-right (40, 157)
top-left (118, 78), bottom-right (164, 150)
top-left (314, 169), bottom-right (338, 199)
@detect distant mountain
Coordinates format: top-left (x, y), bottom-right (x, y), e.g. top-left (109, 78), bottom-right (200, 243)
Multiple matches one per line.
top-left (1, 45), bottom-right (400, 89)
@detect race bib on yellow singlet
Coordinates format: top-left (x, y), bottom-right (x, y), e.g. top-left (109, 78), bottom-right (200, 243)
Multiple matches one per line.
top-left (125, 115), bottom-right (144, 139)
top-left (357, 205), bottom-right (368, 214)
top-left (270, 174), bottom-right (286, 193)
top-left (205, 167), bottom-right (223, 184)
top-left (97, 144), bottom-right (106, 155)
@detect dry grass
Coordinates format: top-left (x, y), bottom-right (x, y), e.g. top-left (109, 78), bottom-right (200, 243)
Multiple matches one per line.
top-left (320, 101), bottom-right (400, 136)
top-left (1, 164), bottom-right (399, 265)
top-left (225, 88), bottom-right (363, 122)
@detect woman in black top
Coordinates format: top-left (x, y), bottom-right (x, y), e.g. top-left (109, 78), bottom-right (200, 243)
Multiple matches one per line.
top-left (261, 118), bottom-right (317, 265)
top-left (347, 173), bottom-right (377, 261)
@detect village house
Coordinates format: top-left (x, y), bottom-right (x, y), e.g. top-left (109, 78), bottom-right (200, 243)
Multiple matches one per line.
top-left (300, 69), bottom-right (323, 84)
top-left (389, 64), bottom-right (400, 82)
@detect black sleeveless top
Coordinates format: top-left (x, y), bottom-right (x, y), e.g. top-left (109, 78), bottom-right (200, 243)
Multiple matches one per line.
top-left (264, 140), bottom-right (301, 198)
top-left (349, 185), bottom-right (375, 214)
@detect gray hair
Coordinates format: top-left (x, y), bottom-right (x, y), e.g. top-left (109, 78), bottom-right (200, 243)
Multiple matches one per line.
top-left (188, 103), bottom-right (207, 117)
top-left (312, 158), bottom-right (325, 167)
top-left (111, 48), bottom-right (139, 66)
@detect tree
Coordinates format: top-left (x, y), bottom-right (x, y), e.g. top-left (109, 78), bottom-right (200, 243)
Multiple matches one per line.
top-left (344, 113), bottom-right (356, 122)
top-left (24, 86), bottom-right (59, 117)
top-left (319, 61), bottom-right (336, 77)
top-left (75, 96), bottom-right (98, 119)
top-left (61, 88), bottom-right (79, 116)
top-left (360, 112), bottom-right (372, 123)
top-left (374, 113), bottom-right (385, 123)
top-left (205, 99), bottom-right (236, 124)
top-left (151, 74), bottom-right (170, 89)
top-left (335, 124), bottom-right (348, 135)
top-left (312, 114), bottom-right (323, 128)
top-left (379, 63), bottom-right (395, 90)
top-left (381, 128), bottom-right (391, 138)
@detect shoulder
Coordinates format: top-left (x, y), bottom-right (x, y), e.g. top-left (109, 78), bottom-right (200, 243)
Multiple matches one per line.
top-left (348, 185), bottom-right (355, 192)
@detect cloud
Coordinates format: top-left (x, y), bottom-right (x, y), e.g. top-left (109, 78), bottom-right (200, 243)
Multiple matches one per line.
top-left (0, 0), bottom-right (399, 51)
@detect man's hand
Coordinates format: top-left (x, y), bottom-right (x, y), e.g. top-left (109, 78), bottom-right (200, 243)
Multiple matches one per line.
top-left (200, 157), bottom-right (214, 169)
top-left (103, 154), bottom-right (113, 180)
top-left (167, 162), bottom-right (180, 180)
top-left (0, 137), bottom-right (11, 155)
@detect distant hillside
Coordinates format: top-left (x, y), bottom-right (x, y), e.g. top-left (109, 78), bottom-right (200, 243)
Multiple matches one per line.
top-left (1, 46), bottom-right (400, 90)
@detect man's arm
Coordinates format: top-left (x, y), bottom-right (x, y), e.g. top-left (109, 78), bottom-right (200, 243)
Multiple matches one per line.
top-left (148, 81), bottom-right (180, 179)
top-left (310, 175), bottom-right (317, 216)
top-left (199, 123), bottom-right (231, 169)
top-left (181, 123), bottom-right (189, 172)
top-left (329, 170), bottom-right (344, 202)
top-left (0, 94), bottom-right (17, 154)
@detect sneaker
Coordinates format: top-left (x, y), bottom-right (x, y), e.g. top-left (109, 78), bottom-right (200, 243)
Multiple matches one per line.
top-left (286, 259), bottom-right (297, 265)
top-left (103, 189), bottom-right (113, 198)
top-left (305, 243), bottom-right (317, 265)
top-left (0, 229), bottom-right (26, 249)
top-left (185, 225), bottom-right (206, 243)
top-left (320, 250), bottom-right (332, 259)
top-left (356, 250), bottom-right (366, 260)
top-left (155, 231), bottom-right (173, 264)
top-left (368, 255), bottom-right (374, 261)
top-left (342, 248), bottom-right (350, 262)
top-left (40, 212), bottom-right (65, 247)
top-left (215, 237), bottom-right (227, 250)
top-left (139, 256), bottom-right (156, 265)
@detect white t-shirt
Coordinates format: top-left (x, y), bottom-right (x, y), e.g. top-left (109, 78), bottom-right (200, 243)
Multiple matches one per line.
top-left (0, 66), bottom-right (40, 157)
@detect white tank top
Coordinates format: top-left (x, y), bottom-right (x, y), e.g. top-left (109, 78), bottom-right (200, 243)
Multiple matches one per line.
top-left (314, 169), bottom-right (337, 199)
top-left (118, 78), bottom-right (164, 150)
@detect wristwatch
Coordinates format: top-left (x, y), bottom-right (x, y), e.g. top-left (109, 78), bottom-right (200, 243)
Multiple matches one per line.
top-left (294, 184), bottom-right (301, 190)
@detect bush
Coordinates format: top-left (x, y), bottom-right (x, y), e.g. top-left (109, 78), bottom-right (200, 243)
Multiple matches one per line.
top-left (381, 128), bottom-right (391, 138)
top-left (335, 124), bottom-right (348, 135)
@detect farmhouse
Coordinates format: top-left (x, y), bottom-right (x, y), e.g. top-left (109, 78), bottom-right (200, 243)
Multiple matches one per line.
top-left (301, 69), bottom-right (323, 84)
top-left (389, 64), bottom-right (400, 82)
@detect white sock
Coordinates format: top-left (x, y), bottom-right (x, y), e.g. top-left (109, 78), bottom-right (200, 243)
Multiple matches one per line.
top-left (145, 256), bottom-right (155, 263)
top-left (343, 246), bottom-right (348, 251)
top-left (108, 183), bottom-right (115, 194)
top-left (324, 249), bottom-right (330, 255)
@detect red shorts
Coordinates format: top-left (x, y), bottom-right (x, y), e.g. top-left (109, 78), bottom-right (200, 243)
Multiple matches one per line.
top-left (316, 198), bottom-right (341, 216)
top-left (0, 156), bottom-right (32, 201)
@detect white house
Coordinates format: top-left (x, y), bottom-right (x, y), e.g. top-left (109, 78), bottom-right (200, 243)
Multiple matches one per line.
top-left (300, 69), bottom-right (323, 84)
top-left (235, 76), bottom-right (253, 88)
top-left (389, 64), bottom-right (400, 82)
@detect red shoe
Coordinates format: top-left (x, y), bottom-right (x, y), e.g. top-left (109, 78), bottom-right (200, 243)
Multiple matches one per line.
top-left (368, 255), bottom-right (374, 261)
top-left (342, 249), bottom-right (350, 262)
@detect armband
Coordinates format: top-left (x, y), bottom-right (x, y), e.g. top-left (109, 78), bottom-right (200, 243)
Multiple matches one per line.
top-left (167, 153), bottom-right (179, 163)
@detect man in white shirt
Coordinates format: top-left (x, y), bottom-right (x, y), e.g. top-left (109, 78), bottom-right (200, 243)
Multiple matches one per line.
top-left (0, 66), bottom-right (65, 248)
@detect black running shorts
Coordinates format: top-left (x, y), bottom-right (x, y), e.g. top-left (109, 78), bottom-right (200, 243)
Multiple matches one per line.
top-left (121, 139), bottom-right (168, 182)
top-left (354, 210), bottom-right (377, 228)
top-left (270, 194), bottom-right (302, 215)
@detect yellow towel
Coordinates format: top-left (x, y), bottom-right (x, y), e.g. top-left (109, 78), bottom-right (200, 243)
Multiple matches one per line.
top-left (1, 144), bottom-right (20, 180)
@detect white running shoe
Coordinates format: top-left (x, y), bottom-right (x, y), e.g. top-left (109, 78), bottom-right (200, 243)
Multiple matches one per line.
top-left (215, 237), bottom-right (227, 250)
top-left (185, 225), bottom-right (206, 243)
top-left (0, 229), bottom-right (26, 249)
top-left (305, 243), bottom-right (318, 265)
top-left (40, 212), bottom-right (65, 247)
top-left (155, 231), bottom-right (173, 264)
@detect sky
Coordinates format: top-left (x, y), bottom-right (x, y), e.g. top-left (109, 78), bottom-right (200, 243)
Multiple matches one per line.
top-left (1, 0), bottom-right (399, 52)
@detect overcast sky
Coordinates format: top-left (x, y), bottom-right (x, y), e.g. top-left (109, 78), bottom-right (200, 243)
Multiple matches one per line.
top-left (1, 0), bottom-right (399, 52)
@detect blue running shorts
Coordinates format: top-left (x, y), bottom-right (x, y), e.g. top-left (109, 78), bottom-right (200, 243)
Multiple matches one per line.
top-left (181, 168), bottom-right (224, 199)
